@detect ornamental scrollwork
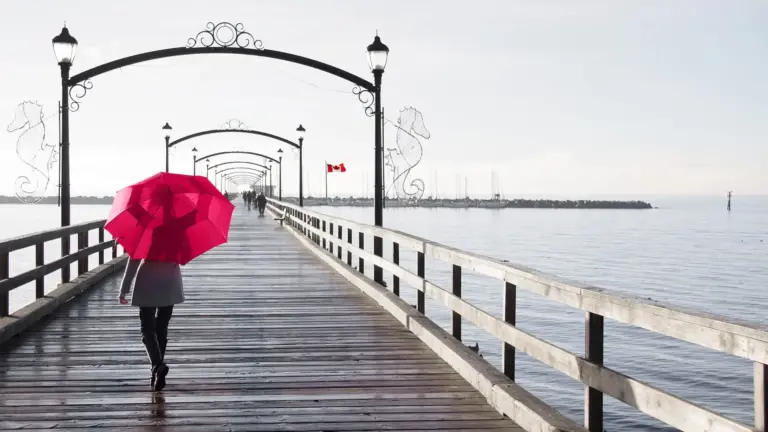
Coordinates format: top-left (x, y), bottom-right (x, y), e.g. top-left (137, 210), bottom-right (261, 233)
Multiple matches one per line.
top-left (69, 80), bottom-right (93, 112)
top-left (352, 86), bottom-right (375, 117)
top-left (220, 119), bottom-right (250, 130)
top-left (187, 22), bottom-right (264, 49)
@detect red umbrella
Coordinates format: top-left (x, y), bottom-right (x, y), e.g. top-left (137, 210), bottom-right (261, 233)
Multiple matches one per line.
top-left (105, 172), bottom-right (235, 264)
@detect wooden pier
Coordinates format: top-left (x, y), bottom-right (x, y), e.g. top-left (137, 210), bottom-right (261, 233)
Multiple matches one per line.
top-left (1, 199), bottom-right (767, 431)
top-left (0, 205), bottom-right (524, 431)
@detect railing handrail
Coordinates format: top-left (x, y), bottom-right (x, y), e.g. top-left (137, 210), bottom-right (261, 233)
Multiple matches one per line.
top-left (0, 219), bottom-right (121, 318)
top-left (0, 219), bottom-right (106, 254)
top-left (268, 197), bottom-right (767, 432)
top-left (268, 198), bottom-right (768, 353)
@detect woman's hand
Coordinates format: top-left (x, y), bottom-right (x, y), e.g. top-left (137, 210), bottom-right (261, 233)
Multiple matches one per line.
top-left (118, 295), bottom-right (128, 305)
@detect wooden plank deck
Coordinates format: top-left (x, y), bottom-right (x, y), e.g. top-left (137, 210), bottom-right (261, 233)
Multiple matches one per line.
top-left (0, 203), bottom-right (522, 431)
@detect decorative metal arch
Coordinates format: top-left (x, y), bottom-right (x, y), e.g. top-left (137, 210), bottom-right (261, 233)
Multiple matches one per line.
top-left (209, 160), bottom-right (271, 171)
top-left (68, 22), bottom-right (374, 113)
top-left (217, 167), bottom-right (267, 176)
top-left (170, 129), bottom-right (299, 150)
top-left (197, 150), bottom-right (279, 164)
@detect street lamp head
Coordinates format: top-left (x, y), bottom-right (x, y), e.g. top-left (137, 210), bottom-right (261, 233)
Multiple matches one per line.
top-left (52, 25), bottom-right (78, 65)
top-left (367, 33), bottom-right (389, 72)
top-left (162, 122), bottom-right (172, 140)
top-left (191, 147), bottom-right (198, 153)
top-left (277, 148), bottom-right (283, 154)
top-left (296, 124), bottom-right (306, 141)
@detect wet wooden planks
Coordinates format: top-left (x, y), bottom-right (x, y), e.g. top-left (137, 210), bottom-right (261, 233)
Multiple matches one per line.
top-left (0, 204), bottom-right (521, 431)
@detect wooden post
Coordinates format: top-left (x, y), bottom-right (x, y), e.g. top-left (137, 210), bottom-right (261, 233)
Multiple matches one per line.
top-left (337, 224), bottom-right (343, 259)
top-left (358, 232), bottom-right (365, 274)
top-left (417, 251), bottom-right (425, 313)
top-left (112, 239), bottom-right (118, 259)
top-left (452, 265), bottom-right (462, 340)
top-left (503, 282), bottom-right (516, 380)
top-left (77, 231), bottom-right (88, 276)
top-left (347, 228), bottom-right (353, 266)
top-left (61, 235), bottom-right (70, 284)
top-left (35, 243), bottom-right (45, 298)
top-left (0, 251), bottom-right (8, 318)
top-left (585, 312), bottom-right (604, 431)
top-left (756, 362), bottom-right (768, 430)
top-left (98, 227), bottom-right (104, 265)
top-left (392, 242), bottom-right (400, 296)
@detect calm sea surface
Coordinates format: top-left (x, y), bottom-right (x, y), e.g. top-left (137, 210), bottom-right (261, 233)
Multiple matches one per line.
top-left (1, 196), bottom-right (766, 430)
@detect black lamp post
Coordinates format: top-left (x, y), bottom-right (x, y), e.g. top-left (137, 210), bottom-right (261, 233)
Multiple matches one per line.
top-left (277, 148), bottom-right (283, 200)
top-left (162, 122), bottom-right (172, 172)
top-left (191, 147), bottom-right (198, 175)
top-left (205, 159), bottom-right (211, 180)
top-left (367, 33), bottom-right (389, 285)
top-left (296, 124), bottom-right (305, 206)
top-left (52, 25), bottom-right (78, 283)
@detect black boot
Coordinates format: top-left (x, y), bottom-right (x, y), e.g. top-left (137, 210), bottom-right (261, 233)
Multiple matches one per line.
top-left (158, 335), bottom-right (167, 361)
top-left (142, 335), bottom-right (168, 391)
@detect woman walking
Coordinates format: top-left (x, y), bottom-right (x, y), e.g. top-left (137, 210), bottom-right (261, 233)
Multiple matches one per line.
top-left (119, 258), bottom-right (184, 391)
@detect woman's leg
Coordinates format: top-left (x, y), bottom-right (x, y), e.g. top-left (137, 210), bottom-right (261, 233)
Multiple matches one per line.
top-left (139, 307), bottom-right (164, 389)
top-left (155, 306), bottom-right (174, 361)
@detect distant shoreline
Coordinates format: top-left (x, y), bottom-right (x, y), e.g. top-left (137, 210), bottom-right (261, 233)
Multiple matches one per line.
top-left (0, 196), bottom-right (654, 209)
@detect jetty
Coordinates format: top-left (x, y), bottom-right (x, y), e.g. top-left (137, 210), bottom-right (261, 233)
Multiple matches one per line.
top-left (290, 197), bottom-right (654, 210)
top-left (0, 198), bottom-right (765, 431)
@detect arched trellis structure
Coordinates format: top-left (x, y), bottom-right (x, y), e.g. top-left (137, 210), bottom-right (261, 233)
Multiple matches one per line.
top-left (53, 21), bottom-right (389, 285)
top-left (225, 173), bottom-right (267, 194)
top-left (165, 123), bottom-right (295, 204)
top-left (206, 160), bottom-right (279, 199)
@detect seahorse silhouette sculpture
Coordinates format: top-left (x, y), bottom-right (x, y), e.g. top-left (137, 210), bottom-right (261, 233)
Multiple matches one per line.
top-left (7, 101), bottom-right (57, 203)
top-left (385, 107), bottom-right (430, 201)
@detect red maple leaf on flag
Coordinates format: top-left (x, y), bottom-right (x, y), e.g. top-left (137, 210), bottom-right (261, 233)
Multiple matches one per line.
top-left (327, 163), bottom-right (346, 173)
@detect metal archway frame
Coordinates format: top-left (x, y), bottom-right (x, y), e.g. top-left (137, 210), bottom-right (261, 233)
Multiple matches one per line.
top-left (195, 151), bottom-right (279, 169)
top-left (211, 160), bottom-right (284, 201)
top-left (209, 160), bottom-right (270, 171)
top-left (57, 21), bottom-right (385, 286)
top-left (224, 168), bottom-right (273, 197)
top-left (166, 128), bottom-right (299, 186)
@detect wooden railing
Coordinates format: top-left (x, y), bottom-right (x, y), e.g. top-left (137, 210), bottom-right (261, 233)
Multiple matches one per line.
top-left (268, 198), bottom-right (768, 432)
top-left (0, 219), bottom-right (121, 318)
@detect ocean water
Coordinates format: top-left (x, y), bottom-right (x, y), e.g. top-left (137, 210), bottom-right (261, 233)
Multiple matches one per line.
top-left (1, 196), bottom-right (766, 430)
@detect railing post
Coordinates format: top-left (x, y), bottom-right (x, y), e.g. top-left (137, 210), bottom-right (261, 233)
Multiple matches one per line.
top-left (503, 282), bottom-right (516, 380)
top-left (373, 235), bottom-right (383, 285)
top-left (328, 222), bottom-right (334, 253)
top-left (98, 227), bottom-right (105, 265)
top-left (337, 224), bottom-right (343, 259)
top-left (347, 228), bottom-right (353, 266)
top-left (452, 264), bottom-right (462, 340)
top-left (392, 242), bottom-right (400, 296)
top-left (358, 232), bottom-right (365, 274)
top-left (0, 251), bottom-right (8, 317)
top-left (585, 312), bottom-right (604, 431)
top-left (35, 243), bottom-right (45, 299)
top-left (112, 239), bottom-right (118, 259)
top-left (61, 235), bottom-right (70, 284)
top-left (77, 231), bottom-right (88, 276)
top-left (417, 251), bottom-right (425, 314)
top-left (756, 362), bottom-right (768, 430)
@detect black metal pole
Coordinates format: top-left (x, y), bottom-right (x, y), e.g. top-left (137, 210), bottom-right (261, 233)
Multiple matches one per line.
top-left (60, 63), bottom-right (71, 283)
top-left (299, 138), bottom-right (304, 206)
top-left (373, 70), bottom-right (384, 284)
top-left (192, 155), bottom-right (196, 175)
top-left (164, 136), bottom-right (170, 172)
top-left (269, 168), bottom-right (272, 197)
top-left (279, 156), bottom-right (283, 200)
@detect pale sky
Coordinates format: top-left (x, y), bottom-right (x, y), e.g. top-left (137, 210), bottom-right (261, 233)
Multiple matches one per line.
top-left (1, 0), bottom-right (766, 199)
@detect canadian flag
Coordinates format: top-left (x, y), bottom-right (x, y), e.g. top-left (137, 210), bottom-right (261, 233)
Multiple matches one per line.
top-left (327, 163), bottom-right (346, 173)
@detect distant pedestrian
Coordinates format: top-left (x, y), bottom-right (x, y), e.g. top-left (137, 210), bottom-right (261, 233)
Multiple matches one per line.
top-left (256, 192), bottom-right (267, 215)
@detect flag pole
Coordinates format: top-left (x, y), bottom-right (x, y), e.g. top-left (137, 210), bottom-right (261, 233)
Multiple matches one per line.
top-left (325, 161), bottom-right (328, 204)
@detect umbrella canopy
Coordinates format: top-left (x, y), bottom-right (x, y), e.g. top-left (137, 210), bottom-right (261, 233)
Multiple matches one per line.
top-left (105, 172), bottom-right (234, 264)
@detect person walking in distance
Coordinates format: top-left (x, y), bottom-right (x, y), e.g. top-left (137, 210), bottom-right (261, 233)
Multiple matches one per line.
top-left (119, 258), bottom-right (185, 391)
top-left (256, 191), bottom-right (267, 215)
